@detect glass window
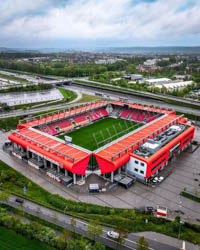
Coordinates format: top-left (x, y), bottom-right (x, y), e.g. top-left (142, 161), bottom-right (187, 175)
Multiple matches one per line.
top-left (135, 160), bottom-right (139, 164)
top-left (141, 162), bottom-right (145, 167)
top-left (134, 168), bottom-right (138, 172)
top-left (140, 170), bottom-right (144, 174)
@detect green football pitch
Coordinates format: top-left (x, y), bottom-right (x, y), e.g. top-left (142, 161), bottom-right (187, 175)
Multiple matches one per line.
top-left (57, 117), bottom-right (142, 151)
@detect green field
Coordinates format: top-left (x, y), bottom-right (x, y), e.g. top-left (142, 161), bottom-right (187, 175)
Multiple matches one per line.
top-left (58, 117), bottom-right (142, 151)
top-left (0, 226), bottom-right (54, 250)
top-left (0, 72), bottom-right (28, 82)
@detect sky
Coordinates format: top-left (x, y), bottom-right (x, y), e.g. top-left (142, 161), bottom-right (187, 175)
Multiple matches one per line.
top-left (0, 0), bottom-right (200, 49)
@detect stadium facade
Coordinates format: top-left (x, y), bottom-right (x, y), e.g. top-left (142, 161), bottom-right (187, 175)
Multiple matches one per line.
top-left (7, 101), bottom-right (195, 186)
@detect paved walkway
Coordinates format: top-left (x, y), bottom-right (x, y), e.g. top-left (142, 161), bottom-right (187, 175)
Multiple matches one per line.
top-left (134, 232), bottom-right (199, 250)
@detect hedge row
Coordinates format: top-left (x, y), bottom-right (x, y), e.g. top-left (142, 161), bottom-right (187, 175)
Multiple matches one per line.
top-left (0, 208), bottom-right (106, 250)
top-left (180, 192), bottom-right (200, 203)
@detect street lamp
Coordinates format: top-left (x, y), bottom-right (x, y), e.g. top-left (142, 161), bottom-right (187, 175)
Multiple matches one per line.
top-left (178, 219), bottom-right (184, 239)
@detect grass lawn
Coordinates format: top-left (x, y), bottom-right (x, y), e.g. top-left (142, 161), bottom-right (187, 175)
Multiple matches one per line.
top-left (58, 117), bottom-right (142, 151)
top-left (0, 116), bottom-right (23, 131)
top-left (0, 225), bottom-right (54, 250)
top-left (75, 93), bottom-right (106, 104)
top-left (0, 73), bottom-right (28, 82)
top-left (58, 88), bottom-right (77, 102)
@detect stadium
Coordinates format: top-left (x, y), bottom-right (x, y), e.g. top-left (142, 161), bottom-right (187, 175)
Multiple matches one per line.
top-left (7, 100), bottom-right (195, 188)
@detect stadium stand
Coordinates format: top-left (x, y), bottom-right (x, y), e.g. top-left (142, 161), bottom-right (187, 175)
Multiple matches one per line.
top-left (120, 109), bottom-right (132, 118)
top-left (36, 107), bottom-right (109, 136)
top-left (88, 108), bottom-right (108, 121)
top-left (7, 100), bottom-right (195, 186)
top-left (73, 114), bottom-right (89, 125)
top-left (120, 107), bottom-right (159, 123)
top-left (58, 119), bottom-right (74, 131)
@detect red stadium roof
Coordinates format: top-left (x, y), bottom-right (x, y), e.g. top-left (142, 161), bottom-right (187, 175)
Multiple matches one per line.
top-left (95, 102), bottom-right (187, 173)
top-left (18, 101), bottom-right (108, 129)
top-left (112, 101), bottom-right (175, 115)
top-left (8, 101), bottom-right (187, 175)
top-left (8, 128), bottom-right (91, 174)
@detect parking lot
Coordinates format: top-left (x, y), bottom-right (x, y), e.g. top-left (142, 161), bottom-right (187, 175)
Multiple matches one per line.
top-left (0, 127), bottom-right (200, 223)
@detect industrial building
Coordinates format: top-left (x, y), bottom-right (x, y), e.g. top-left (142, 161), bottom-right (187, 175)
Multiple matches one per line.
top-left (155, 81), bottom-right (194, 91)
top-left (145, 78), bottom-right (171, 85)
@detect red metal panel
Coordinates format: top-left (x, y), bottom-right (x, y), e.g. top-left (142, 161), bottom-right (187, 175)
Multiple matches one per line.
top-left (17, 124), bottom-right (26, 130)
top-left (8, 133), bottom-right (90, 174)
top-left (73, 155), bottom-right (91, 175)
top-left (180, 126), bottom-right (195, 149)
top-left (157, 211), bottom-right (167, 217)
top-left (95, 154), bottom-right (130, 174)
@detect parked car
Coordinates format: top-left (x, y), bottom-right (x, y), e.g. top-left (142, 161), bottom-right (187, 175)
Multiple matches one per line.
top-left (158, 176), bottom-right (164, 182)
top-left (153, 177), bottom-right (158, 183)
top-left (107, 231), bottom-right (119, 239)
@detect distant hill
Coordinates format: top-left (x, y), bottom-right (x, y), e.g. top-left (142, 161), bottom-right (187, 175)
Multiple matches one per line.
top-left (0, 47), bottom-right (74, 53)
top-left (0, 47), bottom-right (17, 52)
top-left (1, 46), bottom-right (200, 55)
top-left (0, 47), bottom-right (41, 53)
top-left (95, 46), bottom-right (200, 55)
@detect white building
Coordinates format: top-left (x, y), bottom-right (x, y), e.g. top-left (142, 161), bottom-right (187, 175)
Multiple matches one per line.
top-left (124, 74), bottom-right (143, 81)
top-left (111, 78), bottom-right (122, 82)
top-left (155, 81), bottom-right (194, 91)
top-left (95, 58), bottom-right (125, 65)
top-left (143, 59), bottom-right (158, 67)
top-left (174, 75), bottom-right (191, 80)
top-left (130, 74), bottom-right (143, 81)
top-left (145, 78), bottom-right (171, 85)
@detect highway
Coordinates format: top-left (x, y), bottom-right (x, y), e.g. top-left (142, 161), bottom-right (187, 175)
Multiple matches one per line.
top-left (1, 69), bottom-right (200, 107)
top-left (1, 193), bottom-right (182, 250)
top-left (1, 83), bottom-right (200, 119)
top-left (0, 69), bottom-right (200, 119)
top-left (75, 77), bottom-right (200, 106)
top-left (69, 84), bottom-right (200, 116)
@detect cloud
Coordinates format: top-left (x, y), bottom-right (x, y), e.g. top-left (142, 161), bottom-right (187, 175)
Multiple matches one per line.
top-left (0, 0), bottom-right (48, 24)
top-left (0, 0), bottom-right (200, 47)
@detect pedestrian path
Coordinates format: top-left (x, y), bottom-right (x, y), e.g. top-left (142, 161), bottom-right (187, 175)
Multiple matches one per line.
top-left (134, 232), bottom-right (199, 250)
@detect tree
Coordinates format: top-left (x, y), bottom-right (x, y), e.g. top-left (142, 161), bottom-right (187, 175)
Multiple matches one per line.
top-left (67, 237), bottom-right (92, 250)
top-left (27, 181), bottom-right (32, 190)
top-left (93, 241), bottom-right (106, 250)
top-left (67, 239), bottom-right (79, 250)
top-left (36, 207), bottom-right (41, 216)
top-left (0, 191), bottom-right (10, 206)
top-left (57, 229), bottom-right (72, 249)
top-left (88, 220), bottom-right (103, 241)
top-left (52, 212), bottom-right (58, 224)
top-left (172, 216), bottom-right (181, 233)
top-left (114, 225), bottom-right (128, 250)
top-left (136, 236), bottom-right (150, 250)
top-left (70, 216), bottom-right (76, 235)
